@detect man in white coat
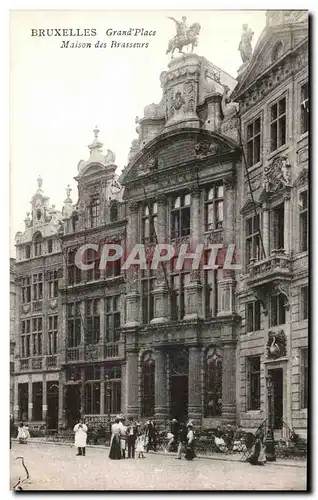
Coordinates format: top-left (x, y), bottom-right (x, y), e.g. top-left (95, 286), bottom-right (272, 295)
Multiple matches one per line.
top-left (74, 419), bottom-right (88, 456)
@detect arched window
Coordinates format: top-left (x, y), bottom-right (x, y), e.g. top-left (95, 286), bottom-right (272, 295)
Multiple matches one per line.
top-left (142, 352), bottom-right (155, 417)
top-left (272, 41), bottom-right (284, 63)
top-left (110, 201), bottom-right (118, 222)
top-left (33, 233), bottom-right (42, 257)
top-left (204, 348), bottom-right (222, 417)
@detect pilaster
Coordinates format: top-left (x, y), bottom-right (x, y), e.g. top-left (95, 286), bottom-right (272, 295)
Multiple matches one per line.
top-left (221, 342), bottom-right (237, 423)
top-left (154, 349), bottom-right (168, 424)
top-left (42, 374), bottom-right (47, 423)
top-left (28, 378), bottom-right (33, 421)
top-left (284, 189), bottom-right (291, 255)
top-left (126, 349), bottom-right (139, 419)
top-left (188, 346), bottom-right (202, 426)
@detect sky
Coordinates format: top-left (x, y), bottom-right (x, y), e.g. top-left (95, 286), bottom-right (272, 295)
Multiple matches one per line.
top-left (10, 9), bottom-right (266, 255)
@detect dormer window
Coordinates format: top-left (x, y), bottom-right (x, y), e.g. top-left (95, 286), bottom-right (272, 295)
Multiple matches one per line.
top-left (33, 233), bottom-right (42, 257)
top-left (89, 197), bottom-right (100, 228)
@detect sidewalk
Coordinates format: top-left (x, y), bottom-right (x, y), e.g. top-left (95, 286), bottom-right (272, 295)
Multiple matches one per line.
top-left (12, 438), bottom-right (307, 468)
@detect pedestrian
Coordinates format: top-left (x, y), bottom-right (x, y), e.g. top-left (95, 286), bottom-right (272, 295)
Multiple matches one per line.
top-left (184, 423), bottom-right (195, 460)
top-left (17, 422), bottom-right (28, 444)
top-left (118, 415), bottom-right (127, 459)
top-left (247, 432), bottom-right (266, 466)
top-left (109, 417), bottom-right (122, 460)
top-left (136, 433), bottom-right (146, 459)
top-left (176, 423), bottom-right (187, 459)
top-left (127, 418), bottom-right (138, 459)
top-left (73, 418), bottom-right (88, 456)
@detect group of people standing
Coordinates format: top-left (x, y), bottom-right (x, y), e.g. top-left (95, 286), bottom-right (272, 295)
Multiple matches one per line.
top-left (109, 416), bottom-right (157, 460)
top-left (167, 418), bottom-right (195, 460)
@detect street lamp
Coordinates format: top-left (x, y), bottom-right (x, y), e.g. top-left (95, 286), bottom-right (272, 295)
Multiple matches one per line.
top-left (265, 374), bottom-right (276, 461)
top-left (105, 375), bottom-right (112, 444)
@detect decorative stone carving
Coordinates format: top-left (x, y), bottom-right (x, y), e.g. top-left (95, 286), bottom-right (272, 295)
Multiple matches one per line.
top-left (173, 91), bottom-right (185, 111)
top-left (267, 329), bottom-right (287, 359)
top-left (24, 213), bottom-right (32, 228)
top-left (105, 149), bottom-right (116, 164)
top-left (221, 86), bottom-right (239, 119)
top-left (166, 17), bottom-right (201, 58)
top-left (85, 346), bottom-right (99, 361)
top-left (294, 167), bottom-right (308, 187)
top-left (195, 140), bottom-right (230, 158)
top-left (263, 156), bottom-right (292, 193)
top-left (15, 232), bottom-right (23, 244)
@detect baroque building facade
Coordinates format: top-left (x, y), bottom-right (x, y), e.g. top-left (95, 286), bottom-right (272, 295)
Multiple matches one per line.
top-left (12, 10), bottom-right (308, 437)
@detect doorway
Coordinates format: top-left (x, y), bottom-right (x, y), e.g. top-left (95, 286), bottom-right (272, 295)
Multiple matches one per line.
top-left (65, 385), bottom-right (81, 429)
top-left (270, 368), bottom-right (284, 429)
top-left (47, 382), bottom-right (59, 430)
top-left (170, 349), bottom-right (189, 422)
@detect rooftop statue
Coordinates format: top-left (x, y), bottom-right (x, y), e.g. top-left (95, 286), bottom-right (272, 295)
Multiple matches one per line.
top-left (166, 16), bottom-right (201, 58)
top-left (238, 24), bottom-right (254, 64)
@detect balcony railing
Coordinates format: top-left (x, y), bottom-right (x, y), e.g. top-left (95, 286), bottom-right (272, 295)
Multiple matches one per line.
top-left (247, 250), bottom-right (292, 286)
top-left (20, 358), bottom-right (29, 371)
top-left (46, 355), bottom-right (58, 369)
top-left (67, 347), bottom-right (80, 362)
top-left (32, 357), bottom-right (43, 370)
top-left (104, 343), bottom-right (119, 358)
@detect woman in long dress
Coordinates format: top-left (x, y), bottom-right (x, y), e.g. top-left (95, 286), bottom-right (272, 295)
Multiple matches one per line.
top-left (247, 433), bottom-right (266, 465)
top-left (73, 419), bottom-right (88, 456)
top-left (109, 417), bottom-right (122, 460)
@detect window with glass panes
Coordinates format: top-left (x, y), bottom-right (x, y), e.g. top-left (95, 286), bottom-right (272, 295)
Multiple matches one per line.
top-left (204, 185), bottom-right (224, 231)
top-left (47, 239), bottom-right (53, 253)
top-left (171, 193), bottom-right (191, 239)
top-left (301, 285), bottom-right (308, 321)
top-left (32, 273), bottom-right (43, 301)
top-left (32, 382), bottom-right (43, 421)
top-left (25, 245), bottom-right (31, 259)
top-left (105, 296), bottom-right (120, 342)
top-left (85, 299), bottom-right (100, 345)
top-left (270, 293), bottom-right (286, 326)
top-left (85, 248), bottom-right (100, 282)
top-left (301, 348), bottom-right (308, 409)
top-left (34, 233), bottom-right (42, 257)
top-left (105, 243), bottom-right (121, 278)
top-left (245, 214), bottom-right (261, 268)
top-left (32, 317), bottom-right (42, 356)
top-left (104, 366), bottom-right (121, 414)
top-left (142, 202), bottom-right (158, 243)
top-left (48, 315), bottom-right (58, 355)
top-left (271, 202), bottom-right (284, 250)
top-left (246, 300), bottom-right (261, 332)
top-left (141, 265), bottom-right (155, 324)
top-left (67, 250), bottom-right (81, 285)
top-left (300, 82), bottom-right (309, 135)
top-left (170, 257), bottom-right (190, 320)
top-left (247, 117), bottom-right (261, 167)
top-left (21, 277), bottom-right (31, 304)
top-left (21, 319), bottom-right (31, 357)
top-left (204, 349), bottom-right (222, 417)
top-left (89, 196), bottom-right (100, 228)
top-left (84, 365), bottom-right (101, 415)
top-left (67, 303), bottom-right (81, 347)
top-left (299, 190), bottom-right (308, 252)
top-left (204, 250), bottom-right (221, 318)
top-left (47, 270), bottom-right (58, 299)
top-left (141, 353), bottom-right (155, 417)
top-left (270, 96), bottom-right (286, 152)
top-left (247, 356), bottom-right (260, 410)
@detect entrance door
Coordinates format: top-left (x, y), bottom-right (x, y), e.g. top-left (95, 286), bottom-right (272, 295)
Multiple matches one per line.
top-left (170, 349), bottom-right (189, 422)
top-left (47, 382), bottom-right (59, 430)
top-left (65, 385), bottom-right (81, 429)
top-left (270, 369), bottom-right (283, 429)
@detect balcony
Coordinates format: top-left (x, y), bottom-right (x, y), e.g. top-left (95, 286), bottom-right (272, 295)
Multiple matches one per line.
top-left (46, 355), bottom-right (58, 369)
top-left (105, 343), bottom-right (119, 358)
top-left (32, 300), bottom-right (43, 313)
top-left (20, 358), bottom-right (30, 371)
top-left (66, 347), bottom-right (80, 363)
top-left (246, 250), bottom-right (292, 288)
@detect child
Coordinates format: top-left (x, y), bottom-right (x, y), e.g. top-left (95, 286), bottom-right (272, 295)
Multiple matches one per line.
top-left (136, 433), bottom-right (145, 458)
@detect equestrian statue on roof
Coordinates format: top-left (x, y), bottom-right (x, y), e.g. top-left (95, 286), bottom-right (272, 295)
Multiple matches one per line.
top-left (166, 16), bottom-right (201, 58)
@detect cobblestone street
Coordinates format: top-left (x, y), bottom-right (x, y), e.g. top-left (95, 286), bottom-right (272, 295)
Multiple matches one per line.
top-left (10, 442), bottom-right (307, 491)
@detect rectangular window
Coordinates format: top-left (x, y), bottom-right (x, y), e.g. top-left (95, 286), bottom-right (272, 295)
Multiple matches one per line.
top-left (32, 382), bottom-right (43, 421)
top-left (272, 203), bottom-right (284, 250)
top-left (85, 249), bottom-right (100, 282)
top-left (47, 239), bottom-right (53, 254)
top-left (300, 285), bottom-right (308, 321)
top-left (204, 251), bottom-right (221, 318)
top-left (104, 366), bottom-right (121, 414)
top-left (67, 303), bottom-right (81, 347)
top-left (270, 293), bottom-right (286, 326)
top-left (247, 117), bottom-right (261, 167)
top-left (246, 300), bottom-right (261, 333)
top-left (204, 185), bottom-right (224, 231)
top-left (90, 197), bottom-right (100, 228)
top-left (247, 356), bottom-right (261, 410)
top-left (21, 277), bottom-right (31, 304)
top-left (301, 348), bottom-right (308, 409)
top-left (141, 265), bottom-right (155, 324)
top-left (20, 319), bottom-right (31, 357)
top-left (48, 315), bottom-right (58, 355)
top-left (270, 96), bottom-right (286, 152)
top-left (245, 214), bottom-right (261, 269)
top-left (85, 299), bottom-right (100, 345)
top-left (105, 296), bottom-right (121, 342)
top-left (32, 317), bottom-right (43, 356)
top-left (32, 273), bottom-right (43, 301)
top-left (47, 270), bottom-right (59, 299)
top-left (142, 202), bottom-right (158, 243)
top-left (170, 263), bottom-right (190, 320)
top-left (171, 194), bottom-right (191, 239)
top-left (25, 245), bottom-right (31, 259)
top-left (299, 190), bottom-right (308, 252)
top-left (84, 382), bottom-right (101, 415)
top-left (300, 82), bottom-right (309, 135)
top-left (67, 250), bottom-right (82, 285)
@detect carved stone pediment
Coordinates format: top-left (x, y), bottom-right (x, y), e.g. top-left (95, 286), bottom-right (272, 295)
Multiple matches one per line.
top-left (267, 329), bottom-right (287, 359)
top-left (240, 198), bottom-right (261, 215)
top-left (195, 140), bottom-right (231, 159)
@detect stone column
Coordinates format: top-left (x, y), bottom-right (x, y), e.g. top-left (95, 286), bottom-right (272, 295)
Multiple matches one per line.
top-left (262, 204), bottom-right (270, 258)
top-left (217, 270), bottom-right (236, 317)
top-left (221, 342), bottom-right (236, 423)
top-left (28, 379), bottom-right (33, 421)
top-left (125, 202), bottom-right (140, 327)
top-left (99, 297), bottom-right (105, 359)
top-left (154, 350), bottom-right (168, 424)
top-left (100, 364), bottom-right (105, 415)
top-left (188, 347), bottom-right (202, 426)
top-left (42, 374), bottom-right (47, 423)
top-left (284, 190), bottom-right (291, 255)
top-left (184, 186), bottom-right (203, 320)
top-left (126, 350), bottom-right (139, 419)
top-left (151, 194), bottom-right (169, 324)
